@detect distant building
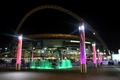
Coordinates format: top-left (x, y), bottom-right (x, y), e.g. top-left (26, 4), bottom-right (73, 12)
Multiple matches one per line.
top-left (0, 33), bottom-right (103, 62)
top-left (16, 33), bottom-right (101, 62)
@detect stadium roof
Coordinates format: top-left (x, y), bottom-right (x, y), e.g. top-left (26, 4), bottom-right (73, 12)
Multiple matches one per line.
top-left (26, 33), bottom-right (94, 42)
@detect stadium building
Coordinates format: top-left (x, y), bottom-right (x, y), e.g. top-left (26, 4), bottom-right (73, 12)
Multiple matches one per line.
top-left (20, 33), bottom-right (103, 63)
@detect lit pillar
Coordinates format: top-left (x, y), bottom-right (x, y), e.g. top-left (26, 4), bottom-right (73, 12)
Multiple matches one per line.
top-left (99, 52), bottom-right (103, 65)
top-left (31, 47), bottom-right (35, 61)
top-left (118, 49), bottom-right (120, 61)
top-left (92, 42), bottom-right (97, 68)
top-left (79, 23), bottom-right (87, 73)
top-left (96, 49), bottom-right (100, 66)
top-left (16, 35), bottom-right (22, 70)
top-left (98, 53), bottom-right (101, 66)
top-left (31, 49), bottom-right (34, 61)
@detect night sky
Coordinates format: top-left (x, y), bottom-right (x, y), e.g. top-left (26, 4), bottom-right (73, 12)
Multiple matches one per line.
top-left (0, 0), bottom-right (120, 53)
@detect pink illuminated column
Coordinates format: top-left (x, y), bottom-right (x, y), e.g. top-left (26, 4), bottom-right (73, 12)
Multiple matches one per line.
top-left (92, 42), bottom-right (97, 68)
top-left (79, 23), bottom-right (87, 73)
top-left (31, 48), bottom-right (35, 61)
top-left (16, 35), bottom-right (22, 70)
top-left (98, 52), bottom-right (103, 65)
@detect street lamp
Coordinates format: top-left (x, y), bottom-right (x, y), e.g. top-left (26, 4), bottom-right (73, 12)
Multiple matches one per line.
top-left (16, 34), bottom-right (23, 70)
top-left (92, 42), bottom-right (97, 68)
top-left (79, 23), bottom-right (87, 73)
top-left (31, 47), bottom-right (35, 61)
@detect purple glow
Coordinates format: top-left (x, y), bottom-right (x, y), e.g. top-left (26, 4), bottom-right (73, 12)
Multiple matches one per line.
top-left (16, 35), bottom-right (22, 64)
top-left (79, 24), bottom-right (86, 64)
top-left (92, 42), bottom-right (97, 64)
top-left (98, 53), bottom-right (103, 64)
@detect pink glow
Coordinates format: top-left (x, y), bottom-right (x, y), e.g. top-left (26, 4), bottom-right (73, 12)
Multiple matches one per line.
top-left (31, 49), bottom-right (34, 61)
top-left (92, 42), bottom-right (97, 64)
top-left (16, 35), bottom-right (22, 64)
top-left (79, 25), bottom-right (86, 64)
top-left (98, 53), bottom-right (103, 63)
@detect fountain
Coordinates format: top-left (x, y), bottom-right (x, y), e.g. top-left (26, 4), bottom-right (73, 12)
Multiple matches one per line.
top-left (30, 59), bottom-right (53, 69)
top-left (37, 59), bottom-right (53, 69)
top-left (56, 59), bottom-right (73, 69)
top-left (30, 59), bottom-right (38, 69)
top-left (30, 58), bottom-right (72, 69)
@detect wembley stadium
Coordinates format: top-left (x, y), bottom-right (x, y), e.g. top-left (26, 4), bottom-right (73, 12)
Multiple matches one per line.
top-left (0, 33), bottom-right (105, 68)
top-left (16, 33), bottom-right (103, 63)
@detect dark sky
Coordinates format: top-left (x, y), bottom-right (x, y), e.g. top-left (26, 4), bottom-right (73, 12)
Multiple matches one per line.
top-left (0, 0), bottom-right (120, 53)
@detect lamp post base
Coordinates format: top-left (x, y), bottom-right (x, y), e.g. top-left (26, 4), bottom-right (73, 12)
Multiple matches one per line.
top-left (81, 64), bottom-right (87, 73)
top-left (16, 64), bottom-right (21, 70)
top-left (98, 63), bottom-right (101, 67)
top-left (94, 64), bottom-right (97, 69)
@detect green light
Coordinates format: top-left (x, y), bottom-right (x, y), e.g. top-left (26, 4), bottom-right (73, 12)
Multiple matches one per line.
top-left (30, 59), bottom-right (72, 69)
top-left (30, 59), bottom-right (53, 69)
top-left (56, 59), bottom-right (73, 69)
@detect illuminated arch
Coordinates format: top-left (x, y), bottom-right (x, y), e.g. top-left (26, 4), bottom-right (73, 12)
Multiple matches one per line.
top-left (15, 5), bottom-right (109, 54)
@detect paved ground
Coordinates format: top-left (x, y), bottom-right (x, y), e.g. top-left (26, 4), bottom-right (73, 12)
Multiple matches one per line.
top-left (0, 65), bottom-right (120, 80)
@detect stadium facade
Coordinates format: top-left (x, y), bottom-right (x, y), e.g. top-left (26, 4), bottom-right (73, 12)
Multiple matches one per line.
top-left (19, 33), bottom-right (103, 62)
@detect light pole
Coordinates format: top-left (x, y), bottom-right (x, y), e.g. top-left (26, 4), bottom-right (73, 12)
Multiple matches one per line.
top-left (16, 34), bottom-right (23, 70)
top-left (92, 42), bottom-right (97, 68)
top-left (99, 52), bottom-right (103, 65)
top-left (79, 23), bottom-right (87, 73)
top-left (31, 47), bottom-right (35, 61)
top-left (97, 49), bottom-right (100, 66)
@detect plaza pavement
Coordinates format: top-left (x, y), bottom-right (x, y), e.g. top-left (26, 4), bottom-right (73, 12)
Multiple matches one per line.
top-left (0, 65), bottom-right (120, 80)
